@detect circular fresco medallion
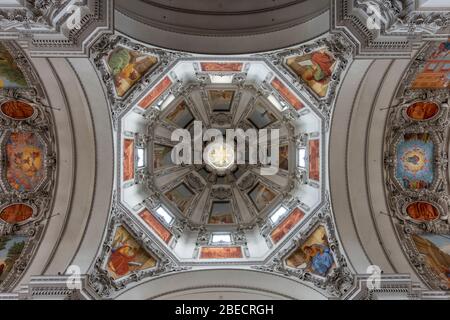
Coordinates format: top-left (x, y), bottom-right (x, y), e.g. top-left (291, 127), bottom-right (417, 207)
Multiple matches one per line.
top-left (406, 101), bottom-right (439, 121)
top-left (406, 201), bottom-right (439, 221)
top-left (0, 100), bottom-right (35, 120)
top-left (0, 204), bottom-right (33, 224)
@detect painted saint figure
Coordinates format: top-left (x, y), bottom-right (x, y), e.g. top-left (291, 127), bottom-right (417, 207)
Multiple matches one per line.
top-left (303, 244), bottom-right (334, 276)
top-left (106, 226), bottom-right (157, 280)
top-left (287, 50), bottom-right (336, 97)
top-left (108, 243), bottom-right (138, 277)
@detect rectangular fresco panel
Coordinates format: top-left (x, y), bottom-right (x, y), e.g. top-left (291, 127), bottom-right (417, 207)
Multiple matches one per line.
top-left (153, 144), bottom-right (174, 169)
top-left (139, 76), bottom-right (172, 109)
top-left (248, 101), bottom-right (277, 129)
top-left (6, 132), bottom-right (44, 192)
top-left (309, 139), bottom-right (320, 181)
top-left (139, 210), bottom-right (172, 243)
top-left (412, 233), bottom-right (450, 287)
top-left (0, 43), bottom-right (27, 88)
top-left (396, 133), bottom-right (434, 190)
top-left (248, 183), bottom-right (277, 212)
top-left (208, 201), bottom-right (234, 224)
top-left (107, 226), bottom-right (157, 280)
top-left (285, 225), bottom-right (335, 276)
top-left (286, 49), bottom-right (336, 97)
top-left (271, 78), bottom-right (304, 110)
top-left (165, 183), bottom-right (195, 214)
top-left (208, 90), bottom-right (235, 112)
top-left (199, 247), bottom-right (243, 259)
top-left (123, 139), bottom-right (134, 181)
top-left (411, 41), bottom-right (450, 89)
top-left (166, 100), bottom-right (194, 128)
top-left (0, 235), bottom-right (27, 284)
top-left (106, 47), bottom-right (158, 97)
top-left (200, 62), bottom-right (243, 72)
top-left (271, 208), bottom-right (305, 244)
top-left (279, 145), bottom-right (289, 171)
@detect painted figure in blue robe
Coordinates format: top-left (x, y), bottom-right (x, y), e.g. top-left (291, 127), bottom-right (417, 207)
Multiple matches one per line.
top-left (304, 244), bottom-right (334, 276)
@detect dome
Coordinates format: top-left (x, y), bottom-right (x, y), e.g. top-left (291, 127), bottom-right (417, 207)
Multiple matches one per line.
top-left (0, 0), bottom-right (449, 301)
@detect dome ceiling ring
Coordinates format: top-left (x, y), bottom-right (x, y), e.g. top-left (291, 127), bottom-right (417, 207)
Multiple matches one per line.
top-left (116, 0), bottom-right (330, 36)
top-left (85, 32), bottom-right (357, 298)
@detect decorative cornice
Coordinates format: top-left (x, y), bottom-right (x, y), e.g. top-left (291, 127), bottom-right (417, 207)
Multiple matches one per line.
top-left (0, 0), bottom-right (113, 57)
top-left (331, 0), bottom-right (450, 57)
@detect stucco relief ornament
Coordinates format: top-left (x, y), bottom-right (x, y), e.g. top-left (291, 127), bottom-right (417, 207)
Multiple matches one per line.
top-left (237, 173), bottom-right (257, 191)
top-left (356, 0), bottom-right (404, 31)
top-left (135, 168), bottom-right (151, 186)
top-left (379, 0), bottom-right (448, 34)
top-left (211, 187), bottom-right (233, 200)
top-left (391, 11), bottom-right (450, 35)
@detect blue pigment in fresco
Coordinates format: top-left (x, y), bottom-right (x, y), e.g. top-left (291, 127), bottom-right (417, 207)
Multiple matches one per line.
top-left (396, 133), bottom-right (434, 190)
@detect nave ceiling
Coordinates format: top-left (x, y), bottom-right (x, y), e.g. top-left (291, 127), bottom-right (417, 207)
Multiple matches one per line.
top-left (0, 0), bottom-right (448, 300)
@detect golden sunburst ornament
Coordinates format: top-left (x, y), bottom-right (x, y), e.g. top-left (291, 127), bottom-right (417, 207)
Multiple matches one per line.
top-left (204, 142), bottom-right (235, 170)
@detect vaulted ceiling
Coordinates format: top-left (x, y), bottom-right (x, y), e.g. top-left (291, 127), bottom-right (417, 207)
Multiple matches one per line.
top-left (0, 0), bottom-right (449, 300)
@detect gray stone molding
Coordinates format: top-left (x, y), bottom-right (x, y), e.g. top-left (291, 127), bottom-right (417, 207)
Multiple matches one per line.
top-left (331, 0), bottom-right (450, 57)
top-left (0, 0), bottom-right (113, 57)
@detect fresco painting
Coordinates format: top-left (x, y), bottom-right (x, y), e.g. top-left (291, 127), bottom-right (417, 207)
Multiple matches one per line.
top-left (123, 139), bottom-right (134, 181)
top-left (0, 44), bottom-right (27, 89)
top-left (0, 235), bottom-right (27, 284)
top-left (165, 183), bottom-right (195, 214)
top-left (208, 90), bottom-right (235, 112)
top-left (199, 247), bottom-right (243, 259)
top-left (406, 202), bottom-right (440, 221)
top-left (166, 100), bottom-right (194, 128)
top-left (396, 133), bottom-right (434, 190)
top-left (139, 76), bottom-right (172, 109)
top-left (6, 132), bottom-right (44, 192)
top-left (200, 62), bottom-right (243, 72)
top-left (309, 139), bottom-right (320, 181)
top-left (0, 204), bottom-right (33, 224)
top-left (107, 47), bottom-right (158, 97)
top-left (412, 233), bottom-right (450, 287)
top-left (107, 226), bottom-right (157, 280)
top-left (411, 41), bottom-right (450, 89)
top-left (1, 100), bottom-right (34, 120)
top-left (406, 101), bottom-right (439, 121)
top-left (271, 208), bottom-right (305, 244)
top-left (285, 225), bottom-right (335, 276)
top-left (139, 210), bottom-right (172, 243)
top-left (279, 145), bottom-right (289, 171)
top-left (153, 144), bottom-right (174, 169)
top-left (248, 183), bottom-right (277, 212)
top-left (248, 101), bottom-right (277, 129)
top-left (208, 201), bottom-right (234, 224)
top-left (286, 50), bottom-right (336, 97)
top-left (271, 78), bottom-right (304, 110)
